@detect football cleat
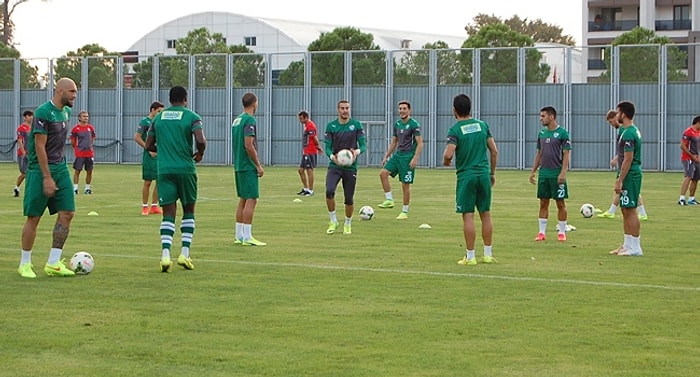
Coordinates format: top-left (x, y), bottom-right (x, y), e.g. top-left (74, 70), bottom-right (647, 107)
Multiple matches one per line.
top-left (13, 188), bottom-right (20, 197)
top-left (638, 214), bottom-right (648, 221)
top-left (687, 199), bottom-right (698, 205)
top-left (160, 257), bottom-right (173, 273)
top-left (609, 245), bottom-right (625, 255)
top-left (326, 221), bottom-right (338, 235)
top-left (617, 248), bottom-right (643, 256)
top-left (534, 233), bottom-right (546, 241)
top-left (18, 263), bottom-right (36, 278)
top-left (84, 188), bottom-right (92, 195)
top-left (678, 199), bottom-right (686, 206)
top-left (44, 259), bottom-right (75, 277)
top-left (377, 200), bottom-right (394, 208)
top-left (242, 237), bottom-right (267, 246)
top-left (343, 225), bottom-right (352, 235)
top-left (457, 257), bottom-right (477, 266)
top-left (597, 212), bottom-right (615, 219)
top-left (396, 212), bottom-right (409, 220)
top-left (480, 256), bottom-right (497, 264)
top-left (177, 255), bottom-right (194, 270)
top-left (141, 207), bottom-right (149, 216)
top-left (149, 206), bottom-right (163, 215)
top-left (558, 233), bottom-right (567, 242)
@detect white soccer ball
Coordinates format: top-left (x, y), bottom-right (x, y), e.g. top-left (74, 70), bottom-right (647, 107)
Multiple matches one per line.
top-left (580, 203), bottom-right (595, 218)
top-left (358, 205), bottom-right (374, 220)
top-left (69, 251), bottom-right (95, 275)
top-left (336, 149), bottom-right (355, 167)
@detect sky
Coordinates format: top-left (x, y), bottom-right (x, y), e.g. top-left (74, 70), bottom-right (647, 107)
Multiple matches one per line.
top-left (11, 0), bottom-right (582, 60)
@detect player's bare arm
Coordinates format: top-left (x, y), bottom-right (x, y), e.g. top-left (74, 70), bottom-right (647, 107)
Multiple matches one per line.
top-left (193, 128), bottom-right (206, 162)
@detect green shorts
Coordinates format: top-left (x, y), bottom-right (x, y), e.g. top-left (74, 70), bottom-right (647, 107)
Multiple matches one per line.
top-left (620, 172), bottom-right (642, 208)
top-left (142, 154), bottom-right (157, 181)
top-left (383, 153), bottom-right (415, 184)
top-left (455, 173), bottom-right (491, 214)
top-left (537, 177), bottom-right (568, 200)
top-left (23, 164), bottom-right (75, 216)
top-left (235, 170), bottom-right (259, 199)
top-left (157, 173), bottom-right (198, 206)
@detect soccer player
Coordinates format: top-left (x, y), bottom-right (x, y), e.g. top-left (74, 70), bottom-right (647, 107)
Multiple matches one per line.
top-left (296, 110), bottom-right (321, 197)
top-left (232, 92), bottom-right (266, 246)
top-left (134, 101), bottom-right (165, 216)
top-left (610, 101), bottom-right (643, 256)
top-left (70, 110), bottom-right (96, 194)
top-left (529, 106), bottom-right (571, 242)
top-left (377, 100), bottom-right (423, 219)
top-left (145, 86), bottom-right (206, 272)
top-left (443, 94), bottom-right (498, 266)
top-left (14, 109), bottom-right (33, 197)
top-left (324, 99), bottom-right (366, 235)
top-left (17, 78), bottom-right (79, 278)
top-left (598, 110), bottom-right (649, 220)
top-left (678, 116), bottom-right (700, 205)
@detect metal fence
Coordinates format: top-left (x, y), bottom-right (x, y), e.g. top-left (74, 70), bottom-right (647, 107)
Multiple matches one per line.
top-left (1, 44), bottom-right (699, 171)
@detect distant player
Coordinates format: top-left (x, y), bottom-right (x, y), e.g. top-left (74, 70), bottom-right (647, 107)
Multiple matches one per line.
top-left (14, 109), bottom-right (33, 197)
top-left (377, 100), bottom-right (423, 219)
top-left (678, 116), bottom-right (700, 205)
top-left (296, 110), bottom-right (322, 197)
top-left (145, 86), bottom-right (206, 272)
top-left (70, 110), bottom-right (96, 194)
top-left (134, 101), bottom-right (165, 215)
top-left (529, 106), bottom-right (571, 242)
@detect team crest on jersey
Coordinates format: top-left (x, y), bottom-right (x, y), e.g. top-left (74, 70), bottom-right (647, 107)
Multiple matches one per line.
top-left (349, 125), bottom-right (355, 131)
top-left (553, 132), bottom-right (559, 138)
top-left (161, 111), bottom-right (184, 120)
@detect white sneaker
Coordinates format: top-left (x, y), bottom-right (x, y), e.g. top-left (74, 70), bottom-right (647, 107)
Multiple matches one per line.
top-left (617, 248), bottom-right (643, 256)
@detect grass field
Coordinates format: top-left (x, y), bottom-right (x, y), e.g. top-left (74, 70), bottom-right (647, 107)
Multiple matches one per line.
top-left (0, 163), bottom-right (698, 377)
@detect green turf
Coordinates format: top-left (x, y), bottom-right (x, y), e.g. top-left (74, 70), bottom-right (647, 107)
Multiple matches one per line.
top-left (0, 164), bottom-right (697, 377)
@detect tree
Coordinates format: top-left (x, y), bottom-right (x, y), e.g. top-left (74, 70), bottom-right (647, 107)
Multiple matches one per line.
top-left (0, 42), bottom-right (39, 88)
top-left (460, 23), bottom-right (550, 84)
top-left (465, 13), bottom-right (575, 46)
top-left (394, 41), bottom-right (461, 85)
top-left (129, 27), bottom-right (263, 88)
top-left (598, 27), bottom-right (687, 83)
top-left (278, 27), bottom-right (385, 86)
top-left (1, 0), bottom-right (48, 46)
top-left (54, 43), bottom-right (121, 88)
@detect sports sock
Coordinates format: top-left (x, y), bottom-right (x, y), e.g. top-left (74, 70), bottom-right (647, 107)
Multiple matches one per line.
top-left (483, 245), bottom-right (493, 257)
top-left (538, 218), bottom-right (547, 234)
top-left (680, 195), bottom-right (686, 201)
top-left (623, 234), bottom-right (632, 249)
top-left (235, 222), bottom-right (243, 240)
top-left (637, 205), bottom-right (647, 217)
top-left (73, 184), bottom-right (78, 191)
top-left (142, 203), bottom-right (148, 208)
top-left (329, 211), bottom-right (337, 223)
top-left (344, 217), bottom-right (352, 226)
top-left (20, 249), bottom-right (32, 265)
top-left (690, 196), bottom-right (696, 202)
top-left (85, 184), bottom-right (91, 190)
top-left (160, 216), bottom-right (176, 257)
top-left (47, 248), bottom-right (62, 265)
top-left (466, 250), bottom-right (475, 260)
top-left (385, 192), bottom-right (393, 201)
top-left (181, 214), bottom-right (195, 256)
top-left (558, 221), bottom-right (567, 234)
top-left (608, 204), bottom-right (617, 214)
top-left (14, 185), bottom-right (20, 190)
top-left (243, 224), bottom-right (252, 240)
top-left (402, 205), bottom-right (409, 213)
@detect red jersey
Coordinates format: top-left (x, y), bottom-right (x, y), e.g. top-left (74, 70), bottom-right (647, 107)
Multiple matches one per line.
top-left (16, 123), bottom-right (30, 157)
top-left (302, 120), bottom-right (320, 155)
top-left (681, 126), bottom-right (700, 161)
top-left (70, 124), bottom-right (96, 158)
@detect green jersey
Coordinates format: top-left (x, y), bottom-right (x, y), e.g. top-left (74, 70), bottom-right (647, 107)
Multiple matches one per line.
top-left (393, 117), bottom-right (421, 155)
top-left (231, 112), bottom-right (258, 172)
top-left (617, 124), bottom-right (642, 174)
top-left (148, 106), bottom-right (203, 175)
top-left (536, 126), bottom-right (571, 178)
top-left (446, 118), bottom-right (492, 175)
top-left (324, 118), bottom-right (367, 170)
top-left (28, 101), bottom-right (72, 170)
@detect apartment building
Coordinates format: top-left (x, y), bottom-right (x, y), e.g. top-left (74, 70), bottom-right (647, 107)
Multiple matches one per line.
top-left (582, 0), bottom-right (700, 81)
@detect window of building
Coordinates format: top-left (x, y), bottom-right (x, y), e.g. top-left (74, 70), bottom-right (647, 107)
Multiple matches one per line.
top-left (166, 39), bottom-right (177, 49)
top-left (674, 5), bottom-right (690, 21)
top-left (244, 36), bottom-right (257, 47)
top-left (400, 39), bottom-right (411, 49)
top-left (601, 7), bottom-right (622, 30)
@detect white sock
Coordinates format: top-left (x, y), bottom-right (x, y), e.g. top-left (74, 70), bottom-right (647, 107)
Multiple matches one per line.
top-left (303, 187), bottom-right (309, 191)
top-left (466, 250), bottom-right (475, 260)
top-left (20, 249), bottom-right (32, 265)
top-left (142, 203), bottom-right (148, 208)
top-left (538, 218), bottom-right (547, 234)
top-left (608, 204), bottom-right (618, 214)
top-left (14, 185), bottom-right (20, 190)
top-left (162, 248), bottom-right (170, 260)
top-left (484, 245), bottom-right (493, 257)
top-left (329, 211), bottom-right (337, 223)
top-left (235, 222), bottom-right (243, 240)
top-left (73, 184), bottom-right (78, 191)
top-left (690, 196), bottom-right (696, 202)
top-left (47, 248), bottom-right (62, 264)
top-left (85, 184), bottom-right (91, 190)
top-left (307, 189), bottom-right (314, 194)
top-left (344, 217), bottom-right (352, 226)
top-left (243, 224), bottom-right (252, 240)
top-left (181, 246), bottom-right (190, 258)
top-left (623, 234), bottom-right (632, 249)
top-left (558, 221), bottom-right (567, 234)
top-left (637, 205), bottom-right (647, 217)
top-left (402, 205), bottom-right (409, 213)
top-left (680, 195), bottom-right (686, 201)
top-left (385, 192), bottom-right (393, 201)
top-left (630, 235), bottom-right (640, 250)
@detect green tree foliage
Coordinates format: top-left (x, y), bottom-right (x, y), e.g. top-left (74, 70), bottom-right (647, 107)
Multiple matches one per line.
top-left (465, 13), bottom-right (575, 46)
top-left (394, 41), bottom-right (461, 85)
top-left (278, 27), bottom-right (385, 86)
top-left (598, 27), bottom-right (687, 83)
top-left (129, 28), bottom-right (263, 88)
top-left (1, 0), bottom-right (49, 46)
top-left (54, 43), bottom-right (120, 88)
top-left (460, 23), bottom-right (550, 84)
top-left (0, 42), bottom-right (39, 88)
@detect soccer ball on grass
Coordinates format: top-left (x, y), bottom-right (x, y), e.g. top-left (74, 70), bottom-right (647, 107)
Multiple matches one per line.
top-left (358, 205), bottom-right (374, 220)
top-left (335, 149), bottom-right (355, 167)
top-left (580, 203), bottom-right (595, 218)
top-left (69, 251), bottom-right (95, 275)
